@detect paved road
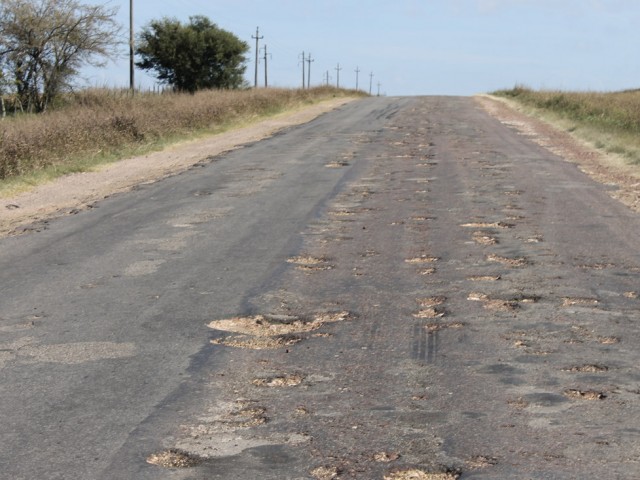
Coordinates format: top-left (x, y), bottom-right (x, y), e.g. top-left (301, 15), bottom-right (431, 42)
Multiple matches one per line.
top-left (2, 97), bottom-right (640, 479)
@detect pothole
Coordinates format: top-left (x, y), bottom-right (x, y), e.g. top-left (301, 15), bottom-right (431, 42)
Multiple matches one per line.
top-left (564, 389), bottom-right (606, 400)
top-left (252, 374), bottom-right (305, 387)
top-left (467, 275), bottom-right (501, 282)
top-left (467, 293), bottom-right (519, 311)
top-left (211, 335), bottom-right (302, 350)
top-left (472, 232), bottom-right (498, 245)
top-left (487, 254), bottom-right (529, 267)
top-left (484, 299), bottom-right (519, 312)
top-left (310, 465), bottom-right (341, 479)
top-left (384, 468), bottom-right (460, 480)
top-left (208, 315), bottom-right (321, 336)
top-left (526, 235), bottom-right (544, 243)
top-left (146, 449), bottom-right (202, 468)
top-left (466, 455), bottom-right (498, 469)
top-left (426, 322), bottom-right (465, 332)
top-left (287, 255), bottom-right (330, 265)
top-left (325, 160), bottom-right (350, 168)
top-left (208, 312), bottom-right (352, 337)
top-left (507, 397), bottom-right (529, 409)
top-left (413, 307), bottom-right (446, 319)
top-left (598, 336), bottom-right (619, 344)
top-left (287, 255), bottom-right (334, 272)
top-left (461, 222), bottom-right (514, 229)
top-left (373, 452), bottom-right (401, 463)
top-left (329, 210), bottom-right (355, 219)
top-left (405, 255), bottom-right (439, 264)
top-left (562, 297), bottom-right (599, 307)
top-left (578, 263), bottom-right (615, 270)
top-left (417, 296), bottom-right (446, 307)
top-left (563, 364), bottom-right (609, 373)
top-left (419, 268), bottom-right (437, 275)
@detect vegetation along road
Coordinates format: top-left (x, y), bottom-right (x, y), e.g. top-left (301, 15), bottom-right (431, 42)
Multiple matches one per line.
top-left (2, 96), bottom-right (640, 479)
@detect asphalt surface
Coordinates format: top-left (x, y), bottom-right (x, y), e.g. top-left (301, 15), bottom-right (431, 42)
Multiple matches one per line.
top-left (1, 96), bottom-right (640, 479)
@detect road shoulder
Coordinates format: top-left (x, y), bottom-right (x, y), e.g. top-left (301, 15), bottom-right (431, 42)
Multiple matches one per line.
top-left (0, 97), bottom-right (358, 237)
top-left (476, 94), bottom-right (640, 213)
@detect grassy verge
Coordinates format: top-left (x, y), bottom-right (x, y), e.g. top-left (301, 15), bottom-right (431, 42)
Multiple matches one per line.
top-left (0, 86), bottom-right (364, 193)
top-left (492, 86), bottom-right (640, 165)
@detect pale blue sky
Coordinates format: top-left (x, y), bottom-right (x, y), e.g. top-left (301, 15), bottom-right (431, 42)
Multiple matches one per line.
top-left (85, 0), bottom-right (640, 95)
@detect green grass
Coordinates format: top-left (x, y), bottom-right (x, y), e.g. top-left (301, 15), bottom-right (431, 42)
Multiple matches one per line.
top-left (492, 86), bottom-right (640, 164)
top-left (0, 86), bottom-right (365, 194)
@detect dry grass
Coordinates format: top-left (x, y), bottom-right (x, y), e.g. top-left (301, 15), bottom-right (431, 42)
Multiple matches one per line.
top-left (0, 86), bottom-right (362, 182)
top-left (493, 86), bottom-right (640, 164)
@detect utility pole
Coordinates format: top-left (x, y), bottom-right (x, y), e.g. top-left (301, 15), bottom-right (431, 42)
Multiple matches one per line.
top-left (377, 82), bottom-right (381, 96)
top-left (369, 72), bottom-right (374, 95)
top-left (252, 27), bottom-right (263, 88)
top-left (262, 45), bottom-right (270, 87)
top-left (129, 0), bottom-right (134, 92)
top-left (300, 51), bottom-right (305, 89)
top-left (354, 66), bottom-right (360, 91)
top-left (335, 63), bottom-right (342, 88)
top-left (306, 53), bottom-right (314, 89)
top-left (324, 70), bottom-right (330, 86)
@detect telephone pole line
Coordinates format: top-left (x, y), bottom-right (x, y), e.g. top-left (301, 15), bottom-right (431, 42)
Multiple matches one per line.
top-left (369, 72), bottom-right (374, 95)
top-left (354, 66), bottom-right (360, 91)
top-left (252, 27), bottom-right (263, 88)
top-left (335, 63), bottom-right (342, 88)
top-left (262, 45), bottom-right (271, 87)
top-left (306, 53), bottom-right (314, 89)
top-left (129, 0), bottom-right (134, 92)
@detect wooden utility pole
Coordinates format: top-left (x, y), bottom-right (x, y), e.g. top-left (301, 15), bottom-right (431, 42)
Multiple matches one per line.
top-left (354, 66), bottom-right (360, 91)
top-left (335, 63), bottom-right (342, 88)
top-left (301, 51), bottom-right (305, 89)
top-left (377, 82), bottom-right (381, 96)
top-left (306, 53), bottom-right (314, 89)
top-left (252, 27), bottom-right (263, 88)
top-left (369, 72), bottom-right (374, 95)
top-left (129, 0), bottom-right (134, 92)
top-left (262, 45), bottom-right (270, 87)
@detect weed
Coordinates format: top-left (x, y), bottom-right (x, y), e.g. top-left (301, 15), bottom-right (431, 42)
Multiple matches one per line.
top-left (0, 87), bottom-right (363, 184)
top-left (492, 86), bottom-right (640, 164)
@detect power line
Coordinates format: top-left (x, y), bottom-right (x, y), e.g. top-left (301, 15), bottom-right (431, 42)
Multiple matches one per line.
top-left (354, 66), bottom-right (360, 91)
top-left (251, 27), bottom-right (264, 88)
top-left (335, 63), bottom-right (342, 89)
top-left (300, 51), bottom-right (305, 89)
top-left (306, 53), bottom-right (314, 89)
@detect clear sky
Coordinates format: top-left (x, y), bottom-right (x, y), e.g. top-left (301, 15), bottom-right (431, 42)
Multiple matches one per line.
top-left (84, 0), bottom-right (640, 96)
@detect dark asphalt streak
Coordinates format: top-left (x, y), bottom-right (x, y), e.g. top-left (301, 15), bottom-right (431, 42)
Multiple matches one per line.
top-left (2, 97), bottom-right (640, 479)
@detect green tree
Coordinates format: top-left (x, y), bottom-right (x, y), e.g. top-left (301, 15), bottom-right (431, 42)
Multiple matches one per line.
top-left (0, 0), bottom-right (121, 113)
top-left (136, 16), bottom-right (249, 92)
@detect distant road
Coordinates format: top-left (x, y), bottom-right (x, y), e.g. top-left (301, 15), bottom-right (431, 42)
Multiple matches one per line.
top-left (1, 96), bottom-right (640, 479)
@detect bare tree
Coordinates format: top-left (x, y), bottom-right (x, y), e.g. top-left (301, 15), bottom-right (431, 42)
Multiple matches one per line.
top-left (0, 0), bottom-right (121, 112)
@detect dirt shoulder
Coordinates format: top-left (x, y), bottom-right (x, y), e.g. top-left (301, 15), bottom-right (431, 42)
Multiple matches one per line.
top-left (476, 94), bottom-right (640, 213)
top-left (0, 97), bottom-right (357, 238)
